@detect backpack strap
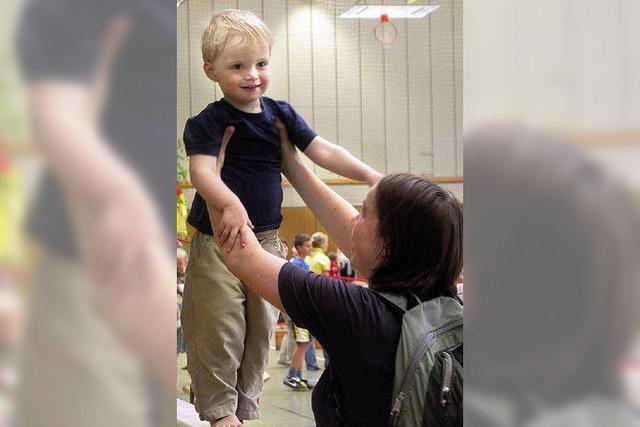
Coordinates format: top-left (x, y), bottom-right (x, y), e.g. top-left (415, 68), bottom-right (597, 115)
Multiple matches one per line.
top-left (370, 289), bottom-right (422, 316)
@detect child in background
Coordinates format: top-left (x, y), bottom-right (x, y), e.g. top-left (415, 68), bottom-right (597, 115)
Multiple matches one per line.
top-left (306, 232), bottom-right (331, 276)
top-left (290, 234), bottom-right (311, 271)
top-left (278, 234), bottom-right (321, 370)
top-left (283, 234), bottom-right (315, 389)
top-left (305, 232), bottom-right (332, 367)
top-left (328, 252), bottom-right (340, 279)
top-left (181, 9), bottom-right (382, 426)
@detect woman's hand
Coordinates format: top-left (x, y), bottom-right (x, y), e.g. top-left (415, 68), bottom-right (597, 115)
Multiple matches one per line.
top-left (206, 126), bottom-right (254, 251)
top-left (208, 126), bottom-right (255, 252)
top-left (215, 202), bottom-right (253, 252)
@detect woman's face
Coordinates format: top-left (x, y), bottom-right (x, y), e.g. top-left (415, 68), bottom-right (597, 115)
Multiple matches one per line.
top-left (350, 185), bottom-right (385, 278)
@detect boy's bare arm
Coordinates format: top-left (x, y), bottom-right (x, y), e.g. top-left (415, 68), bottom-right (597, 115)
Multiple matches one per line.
top-left (303, 136), bottom-right (383, 186)
top-left (189, 152), bottom-right (253, 250)
top-left (189, 154), bottom-right (240, 210)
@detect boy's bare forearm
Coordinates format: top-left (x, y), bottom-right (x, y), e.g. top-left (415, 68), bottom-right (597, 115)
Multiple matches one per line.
top-left (189, 162), bottom-right (242, 211)
top-left (304, 136), bottom-right (382, 186)
top-left (329, 144), bottom-right (383, 185)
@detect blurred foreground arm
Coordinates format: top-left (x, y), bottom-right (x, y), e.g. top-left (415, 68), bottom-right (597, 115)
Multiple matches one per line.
top-left (24, 20), bottom-right (174, 392)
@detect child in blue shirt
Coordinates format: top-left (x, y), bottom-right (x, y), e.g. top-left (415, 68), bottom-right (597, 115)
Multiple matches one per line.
top-left (290, 234), bottom-right (312, 272)
top-left (181, 9), bottom-right (381, 427)
top-left (283, 234), bottom-right (315, 390)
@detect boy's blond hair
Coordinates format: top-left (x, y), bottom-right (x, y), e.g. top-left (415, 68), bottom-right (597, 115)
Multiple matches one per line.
top-left (202, 9), bottom-right (273, 63)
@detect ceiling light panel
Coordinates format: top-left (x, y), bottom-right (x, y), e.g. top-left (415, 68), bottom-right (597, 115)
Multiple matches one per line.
top-left (338, 5), bottom-right (439, 19)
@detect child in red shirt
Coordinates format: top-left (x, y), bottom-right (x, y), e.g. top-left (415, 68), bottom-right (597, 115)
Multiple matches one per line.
top-left (328, 252), bottom-right (340, 279)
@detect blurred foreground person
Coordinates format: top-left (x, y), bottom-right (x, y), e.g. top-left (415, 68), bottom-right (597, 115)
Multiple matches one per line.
top-left (465, 126), bottom-right (640, 426)
top-left (15, 0), bottom-right (176, 426)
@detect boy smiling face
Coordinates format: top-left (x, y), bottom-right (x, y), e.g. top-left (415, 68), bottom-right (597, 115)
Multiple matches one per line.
top-left (204, 37), bottom-right (271, 114)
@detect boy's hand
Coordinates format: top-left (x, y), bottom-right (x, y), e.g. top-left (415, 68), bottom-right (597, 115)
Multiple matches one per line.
top-left (209, 125), bottom-right (254, 252)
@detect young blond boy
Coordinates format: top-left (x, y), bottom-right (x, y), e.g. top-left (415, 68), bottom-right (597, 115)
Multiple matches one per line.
top-left (181, 9), bottom-right (381, 426)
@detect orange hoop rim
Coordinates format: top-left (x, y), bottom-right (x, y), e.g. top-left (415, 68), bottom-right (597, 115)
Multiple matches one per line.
top-left (373, 15), bottom-right (398, 45)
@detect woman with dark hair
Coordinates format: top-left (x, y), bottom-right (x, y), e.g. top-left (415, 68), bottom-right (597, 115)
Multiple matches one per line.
top-left (371, 174), bottom-right (463, 301)
top-left (208, 124), bottom-right (463, 426)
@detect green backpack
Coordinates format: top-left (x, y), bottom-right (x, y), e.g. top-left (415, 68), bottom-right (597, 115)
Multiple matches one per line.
top-left (372, 290), bottom-right (463, 427)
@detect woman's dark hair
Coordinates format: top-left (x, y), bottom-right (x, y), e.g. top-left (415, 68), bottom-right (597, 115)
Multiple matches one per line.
top-left (369, 173), bottom-right (463, 301)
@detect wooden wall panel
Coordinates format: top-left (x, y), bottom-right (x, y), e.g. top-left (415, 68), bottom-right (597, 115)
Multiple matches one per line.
top-left (280, 206), bottom-right (361, 257)
top-left (278, 207), bottom-right (317, 256)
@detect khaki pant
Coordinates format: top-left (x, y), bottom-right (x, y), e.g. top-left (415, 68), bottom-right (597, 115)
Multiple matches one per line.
top-left (182, 230), bottom-right (284, 422)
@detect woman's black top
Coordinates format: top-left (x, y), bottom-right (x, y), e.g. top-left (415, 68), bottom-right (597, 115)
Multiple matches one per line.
top-left (279, 262), bottom-right (402, 426)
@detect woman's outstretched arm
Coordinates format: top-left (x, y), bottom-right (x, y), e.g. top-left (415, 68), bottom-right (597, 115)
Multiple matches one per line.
top-left (278, 121), bottom-right (360, 259)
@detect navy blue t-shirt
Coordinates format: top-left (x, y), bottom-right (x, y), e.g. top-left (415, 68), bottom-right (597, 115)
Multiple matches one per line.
top-left (278, 262), bottom-right (401, 426)
top-left (183, 97), bottom-right (316, 235)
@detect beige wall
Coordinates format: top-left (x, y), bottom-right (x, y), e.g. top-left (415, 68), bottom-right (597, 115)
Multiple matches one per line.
top-left (464, 0), bottom-right (640, 132)
top-left (177, 0), bottom-right (463, 188)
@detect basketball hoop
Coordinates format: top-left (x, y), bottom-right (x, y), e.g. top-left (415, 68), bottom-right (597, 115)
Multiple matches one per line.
top-left (373, 14), bottom-right (398, 45)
